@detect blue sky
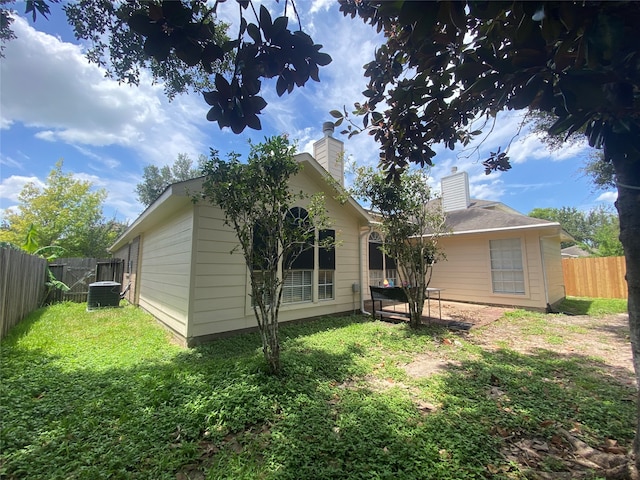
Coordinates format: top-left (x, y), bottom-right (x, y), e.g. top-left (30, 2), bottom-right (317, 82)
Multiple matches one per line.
top-left (0, 1), bottom-right (617, 225)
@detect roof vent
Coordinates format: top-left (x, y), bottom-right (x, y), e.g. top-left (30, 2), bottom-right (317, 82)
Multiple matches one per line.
top-left (322, 121), bottom-right (335, 137)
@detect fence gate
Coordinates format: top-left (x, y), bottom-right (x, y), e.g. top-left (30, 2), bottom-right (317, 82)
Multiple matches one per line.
top-left (96, 259), bottom-right (125, 283)
top-left (48, 258), bottom-right (124, 303)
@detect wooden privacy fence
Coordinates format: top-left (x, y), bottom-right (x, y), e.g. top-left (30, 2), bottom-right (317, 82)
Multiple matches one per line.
top-left (1, 247), bottom-right (47, 340)
top-left (48, 258), bottom-right (124, 303)
top-left (562, 256), bottom-right (627, 299)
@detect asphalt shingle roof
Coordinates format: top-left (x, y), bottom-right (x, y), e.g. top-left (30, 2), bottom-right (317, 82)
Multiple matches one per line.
top-left (428, 198), bottom-right (558, 233)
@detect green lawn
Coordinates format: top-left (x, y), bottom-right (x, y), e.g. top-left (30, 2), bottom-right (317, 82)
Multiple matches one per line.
top-left (0, 300), bottom-right (634, 479)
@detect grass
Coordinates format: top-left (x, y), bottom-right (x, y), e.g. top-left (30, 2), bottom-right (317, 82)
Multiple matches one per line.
top-left (0, 300), bottom-right (635, 480)
top-left (494, 297), bottom-right (630, 350)
top-left (556, 296), bottom-right (628, 316)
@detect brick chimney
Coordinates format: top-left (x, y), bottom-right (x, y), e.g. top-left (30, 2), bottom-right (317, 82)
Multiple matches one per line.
top-left (313, 122), bottom-right (344, 186)
top-left (441, 167), bottom-right (471, 212)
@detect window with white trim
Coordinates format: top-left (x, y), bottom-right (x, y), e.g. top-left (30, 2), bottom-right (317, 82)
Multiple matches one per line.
top-left (283, 270), bottom-right (313, 303)
top-left (368, 231), bottom-right (397, 286)
top-left (318, 270), bottom-right (334, 300)
top-left (251, 208), bottom-right (337, 306)
top-left (318, 229), bottom-right (335, 300)
top-left (490, 238), bottom-right (525, 294)
top-left (282, 207), bottom-right (314, 304)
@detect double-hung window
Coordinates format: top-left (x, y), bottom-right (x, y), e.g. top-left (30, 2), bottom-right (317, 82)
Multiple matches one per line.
top-left (368, 231), bottom-right (397, 286)
top-left (251, 208), bottom-right (337, 305)
top-left (283, 270), bottom-right (313, 303)
top-left (490, 238), bottom-right (525, 294)
top-left (318, 229), bottom-right (335, 300)
top-left (285, 207), bottom-right (314, 304)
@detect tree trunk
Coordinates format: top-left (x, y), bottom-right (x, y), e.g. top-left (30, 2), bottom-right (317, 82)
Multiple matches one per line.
top-left (611, 146), bottom-right (640, 469)
top-left (405, 287), bottom-right (426, 329)
top-left (254, 304), bottom-right (281, 375)
top-left (260, 313), bottom-right (280, 375)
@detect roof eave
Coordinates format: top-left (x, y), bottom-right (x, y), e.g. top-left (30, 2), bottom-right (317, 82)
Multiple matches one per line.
top-left (109, 177), bottom-right (204, 252)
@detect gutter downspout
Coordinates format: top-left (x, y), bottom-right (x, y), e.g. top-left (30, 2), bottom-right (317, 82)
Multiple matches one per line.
top-left (539, 234), bottom-right (556, 312)
top-left (359, 225), bottom-right (374, 315)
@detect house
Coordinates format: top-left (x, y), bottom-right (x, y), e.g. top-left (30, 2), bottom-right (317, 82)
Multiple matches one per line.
top-left (111, 124), bottom-right (372, 345)
top-left (111, 130), bottom-right (568, 345)
top-left (424, 168), bottom-right (570, 311)
top-left (561, 245), bottom-right (590, 258)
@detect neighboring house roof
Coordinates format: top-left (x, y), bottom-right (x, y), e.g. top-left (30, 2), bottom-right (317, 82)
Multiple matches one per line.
top-left (561, 245), bottom-right (590, 258)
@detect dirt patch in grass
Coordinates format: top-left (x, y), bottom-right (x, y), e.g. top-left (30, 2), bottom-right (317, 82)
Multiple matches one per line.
top-left (401, 306), bottom-right (638, 479)
top-left (396, 300), bottom-right (634, 388)
top-left (470, 312), bottom-right (635, 388)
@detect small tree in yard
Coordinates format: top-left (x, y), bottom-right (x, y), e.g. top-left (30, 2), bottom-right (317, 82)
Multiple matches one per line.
top-left (353, 167), bottom-right (447, 328)
top-left (199, 135), bottom-right (330, 374)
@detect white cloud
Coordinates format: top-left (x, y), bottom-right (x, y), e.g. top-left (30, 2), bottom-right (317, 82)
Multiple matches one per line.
top-left (0, 154), bottom-right (23, 170)
top-left (310, 0), bottom-right (335, 14)
top-left (72, 171), bottom-right (142, 222)
top-left (0, 169), bottom-right (139, 224)
top-left (0, 175), bottom-right (44, 203)
top-left (0, 16), bottom-right (210, 166)
top-left (1, 4), bottom-right (596, 224)
top-left (596, 191), bottom-right (617, 203)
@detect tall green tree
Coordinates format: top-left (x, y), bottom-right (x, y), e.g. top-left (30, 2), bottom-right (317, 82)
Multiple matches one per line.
top-left (352, 167), bottom-right (447, 328)
top-left (335, 2), bottom-right (640, 466)
top-left (587, 207), bottom-right (625, 257)
top-left (529, 207), bottom-right (590, 248)
top-left (136, 153), bottom-right (204, 207)
top-left (199, 136), bottom-right (331, 374)
top-left (0, 160), bottom-right (124, 257)
top-left (529, 206), bottom-right (623, 255)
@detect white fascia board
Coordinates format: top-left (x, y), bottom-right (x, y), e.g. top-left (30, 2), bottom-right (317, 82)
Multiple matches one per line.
top-left (417, 222), bottom-right (563, 239)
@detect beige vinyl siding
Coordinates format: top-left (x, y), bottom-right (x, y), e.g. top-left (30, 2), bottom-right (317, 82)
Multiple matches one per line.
top-left (138, 206), bottom-right (193, 338)
top-left (190, 203), bottom-right (251, 337)
top-left (540, 235), bottom-right (565, 306)
top-left (189, 168), bottom-right (364, 339)
top-left (429, 230), bottom-right (548, 309)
